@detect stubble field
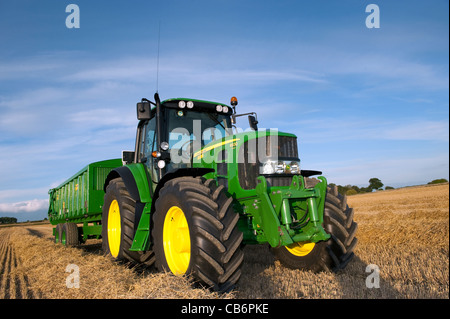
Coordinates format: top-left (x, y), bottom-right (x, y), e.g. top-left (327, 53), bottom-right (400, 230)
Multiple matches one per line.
top-left (0, 183), bottom-right (448, 299)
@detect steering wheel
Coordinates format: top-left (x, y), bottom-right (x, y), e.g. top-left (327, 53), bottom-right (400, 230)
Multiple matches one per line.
top-left (179, 140), bottom-right (195, 161)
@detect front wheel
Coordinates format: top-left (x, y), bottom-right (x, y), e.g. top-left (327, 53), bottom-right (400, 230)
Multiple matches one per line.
top-left (272, 184), bottom-right (358, 272)
top-left (102, 178), bottom-right (155, 265)
top-left (153, 177), bottom-right (244, 293)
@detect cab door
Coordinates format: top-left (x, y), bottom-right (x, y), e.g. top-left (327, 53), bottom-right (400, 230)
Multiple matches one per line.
top-left (135, 117), bottom-right (159, 192)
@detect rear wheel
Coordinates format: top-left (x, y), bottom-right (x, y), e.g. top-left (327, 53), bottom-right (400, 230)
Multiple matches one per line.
top-left (102, 178), bottom-right (155, 265)
top-left (54, 224), bottom-right (62, 243)
top-left (153, 177), bottom-right (244, 293)
top-left (272, 182), bottom-right (358, 272)
top-left (61, 223), bottom-right (79, 247)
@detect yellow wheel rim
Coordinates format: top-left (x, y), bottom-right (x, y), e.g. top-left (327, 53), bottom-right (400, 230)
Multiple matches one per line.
top-left (107, 199), bottom-right (121, 258)
top-left (163, 206), bottom-right (191, 275)
top-left (286, 242), bottom-right (315, 257)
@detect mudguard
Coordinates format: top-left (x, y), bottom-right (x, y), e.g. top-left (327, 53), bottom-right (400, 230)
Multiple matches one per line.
top-left (104, 164), bottom-right (152, 203)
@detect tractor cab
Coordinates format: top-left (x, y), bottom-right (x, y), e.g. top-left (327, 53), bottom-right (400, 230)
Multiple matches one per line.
top-left (130, 93), bottom-right (257, 183)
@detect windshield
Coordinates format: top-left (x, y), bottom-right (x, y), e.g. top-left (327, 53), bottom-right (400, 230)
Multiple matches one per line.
top-left (165, 108), bottom-right (231, 166)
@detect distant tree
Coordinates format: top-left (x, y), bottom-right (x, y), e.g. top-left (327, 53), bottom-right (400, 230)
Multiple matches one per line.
top-left (0, 217), bottom-right (18, 224)
top-left (359, 187), bottom-right (371, 193)
top-left (337, 185), bottom-right (349, 195)
top-left (346, 189), bottom-right (358, 195)
top-left (428, 178), bottom-right (448, 184)
top-left (385, 186), bottom-right (395, 190)
top-left (368, 178), bottom-right (383, 191)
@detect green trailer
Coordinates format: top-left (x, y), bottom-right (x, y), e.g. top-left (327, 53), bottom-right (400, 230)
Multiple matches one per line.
top-left (48, 159), bottom-right (123, 245)
top-left (48, 93), bottom-right (357, 292)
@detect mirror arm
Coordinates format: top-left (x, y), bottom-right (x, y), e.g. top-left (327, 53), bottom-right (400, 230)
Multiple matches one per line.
top-left (141, 98), bottom-right (156, 106)
top-left (232, 112), bottom-right (258, 124)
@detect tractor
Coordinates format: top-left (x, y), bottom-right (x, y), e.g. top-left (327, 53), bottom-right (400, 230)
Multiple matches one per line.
top-left (49, 92), bottom-right (357, 293)
top-left (102, 92), bottom-right (357, 292)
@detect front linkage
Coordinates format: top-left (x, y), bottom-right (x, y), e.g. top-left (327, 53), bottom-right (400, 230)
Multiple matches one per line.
top-left (240, 175), bottom-right (331, 248)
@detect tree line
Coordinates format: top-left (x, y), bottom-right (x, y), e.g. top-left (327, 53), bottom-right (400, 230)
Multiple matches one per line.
top-left (329, 177), bottom-right (390, 196)
top-left (331, 177), bottom-right (448, 196)
top-left (0, 217), bottom-right (18, 224)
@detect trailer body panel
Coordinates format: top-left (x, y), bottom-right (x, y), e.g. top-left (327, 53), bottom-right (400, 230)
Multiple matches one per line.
top-left (48, 159), bottom-right (123, 225)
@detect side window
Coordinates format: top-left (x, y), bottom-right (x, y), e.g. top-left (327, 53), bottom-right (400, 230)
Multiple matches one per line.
top-left (137, 118), bottom-right (156, 162)
top-left (137, 118), bottom-right (157, 169)
top-left (143, 118), bottom-right (157, 156)
top-left (142, 118), bottom-right (158, 185)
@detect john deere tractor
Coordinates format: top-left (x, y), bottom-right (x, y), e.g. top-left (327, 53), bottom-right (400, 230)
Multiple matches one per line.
top-left (49, 92), bottom-right (357, 293)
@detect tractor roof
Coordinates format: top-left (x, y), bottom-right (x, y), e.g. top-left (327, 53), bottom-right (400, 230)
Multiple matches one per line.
top-left (162, 98), bottom-right (233, 115)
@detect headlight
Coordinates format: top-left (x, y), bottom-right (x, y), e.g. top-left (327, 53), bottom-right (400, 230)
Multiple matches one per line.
top-left (160, 141), bottom-right (169, 151)
top-left (178, 101), bottom-right (186, 108)
top-left (216, 104), bottom-right (223, 112)
top-left (259, 160), bottom-right (300, 175)
top-left (261, 160), bottom-right (276, 174)
top-left (187, 101), bottom-right (194, 109)
top-left (286, 161), bottom-right (300, 174)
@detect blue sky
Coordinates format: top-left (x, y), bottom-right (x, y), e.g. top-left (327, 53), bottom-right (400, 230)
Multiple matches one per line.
top-left (0, 0), bottom-right (448, 221)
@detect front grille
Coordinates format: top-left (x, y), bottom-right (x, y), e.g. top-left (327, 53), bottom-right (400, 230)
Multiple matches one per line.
top-left (278, 136), bottom-right (299, 159)
top-left (238, 135), bottom-right (299, 190)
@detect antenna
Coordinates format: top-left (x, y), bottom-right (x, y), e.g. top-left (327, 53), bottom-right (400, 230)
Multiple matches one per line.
top-left (156, 21), bottom-right (161, 93)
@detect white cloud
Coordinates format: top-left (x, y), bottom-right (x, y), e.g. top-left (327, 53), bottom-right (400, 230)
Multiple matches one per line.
top-left (315, 153), bottom-right (449, 188)
top-left (0, 187), bottom-right (51, 203)
top-left (287, 118), bottom-right (449, 143)
top-left (383, 121), bottom-right (449, 142)
top-left (69, 108), bottom-right (135, 127)
top-left (0, 199), bottom-right (49, 214)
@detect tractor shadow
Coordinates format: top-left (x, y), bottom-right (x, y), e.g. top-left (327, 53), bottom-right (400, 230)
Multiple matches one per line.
top-left (235, 245), bottom-right (402, 299)
top-left (333, 254), bottom-right (403, 299)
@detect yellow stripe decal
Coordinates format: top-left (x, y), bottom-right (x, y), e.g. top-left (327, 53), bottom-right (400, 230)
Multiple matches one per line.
top-left (194, 138), bottom-right (240, 159)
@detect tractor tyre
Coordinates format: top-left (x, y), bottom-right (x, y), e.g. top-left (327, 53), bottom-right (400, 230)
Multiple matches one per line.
top-left (61, 223), bottom-right (79, 247)
top-left (153, 177), bottom-right (244, 293)
top-left (54, 224), bottom-right (62, 243)
top-left (272, 182), bottom-right (358, 272)
top-left (102, 177), bottom-right (155, 266)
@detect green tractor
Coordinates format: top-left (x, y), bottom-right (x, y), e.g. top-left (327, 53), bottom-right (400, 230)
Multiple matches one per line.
top-left (101, 93), bottom-right (357, 292)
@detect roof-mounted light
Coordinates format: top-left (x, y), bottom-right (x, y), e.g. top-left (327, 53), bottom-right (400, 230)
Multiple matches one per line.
top-left (178, 101), bottom-right (186, 108)
top-left (216, 104), bottom-right (223, 112)
top-left (222, 106), bottom-right (229, 113)
top-left (187, 101), bottom-right (194, 109)
top-left (230, 96), bottom-right (238, 107)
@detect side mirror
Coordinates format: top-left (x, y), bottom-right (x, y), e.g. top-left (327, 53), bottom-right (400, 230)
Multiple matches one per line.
top-left (248, 115), bottom-right (258, 131)
top-left (136, 101), bottom-right (151, 120)
top-left (122, 151), bottom-right (135, 165)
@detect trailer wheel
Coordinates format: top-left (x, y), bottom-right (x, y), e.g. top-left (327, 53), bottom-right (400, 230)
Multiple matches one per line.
top-left (102, 178), bottom-right (155, 265)
top-left (54, 224), bottom-right (62, 243)
top-left (153, 177), bottom-right (243, 293)
top-left (272, 183), bottom-right (358, 272)
top-left (61, 223), bottom-right (79, 247)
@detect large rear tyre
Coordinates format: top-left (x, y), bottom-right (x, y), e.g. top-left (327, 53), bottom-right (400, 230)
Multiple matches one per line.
top-left (102, 178), bottom-right (155, 265)
top-left (153, 177), bottom-right (244, 293)
top-left (272, 182), bottom-right (358, 272)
